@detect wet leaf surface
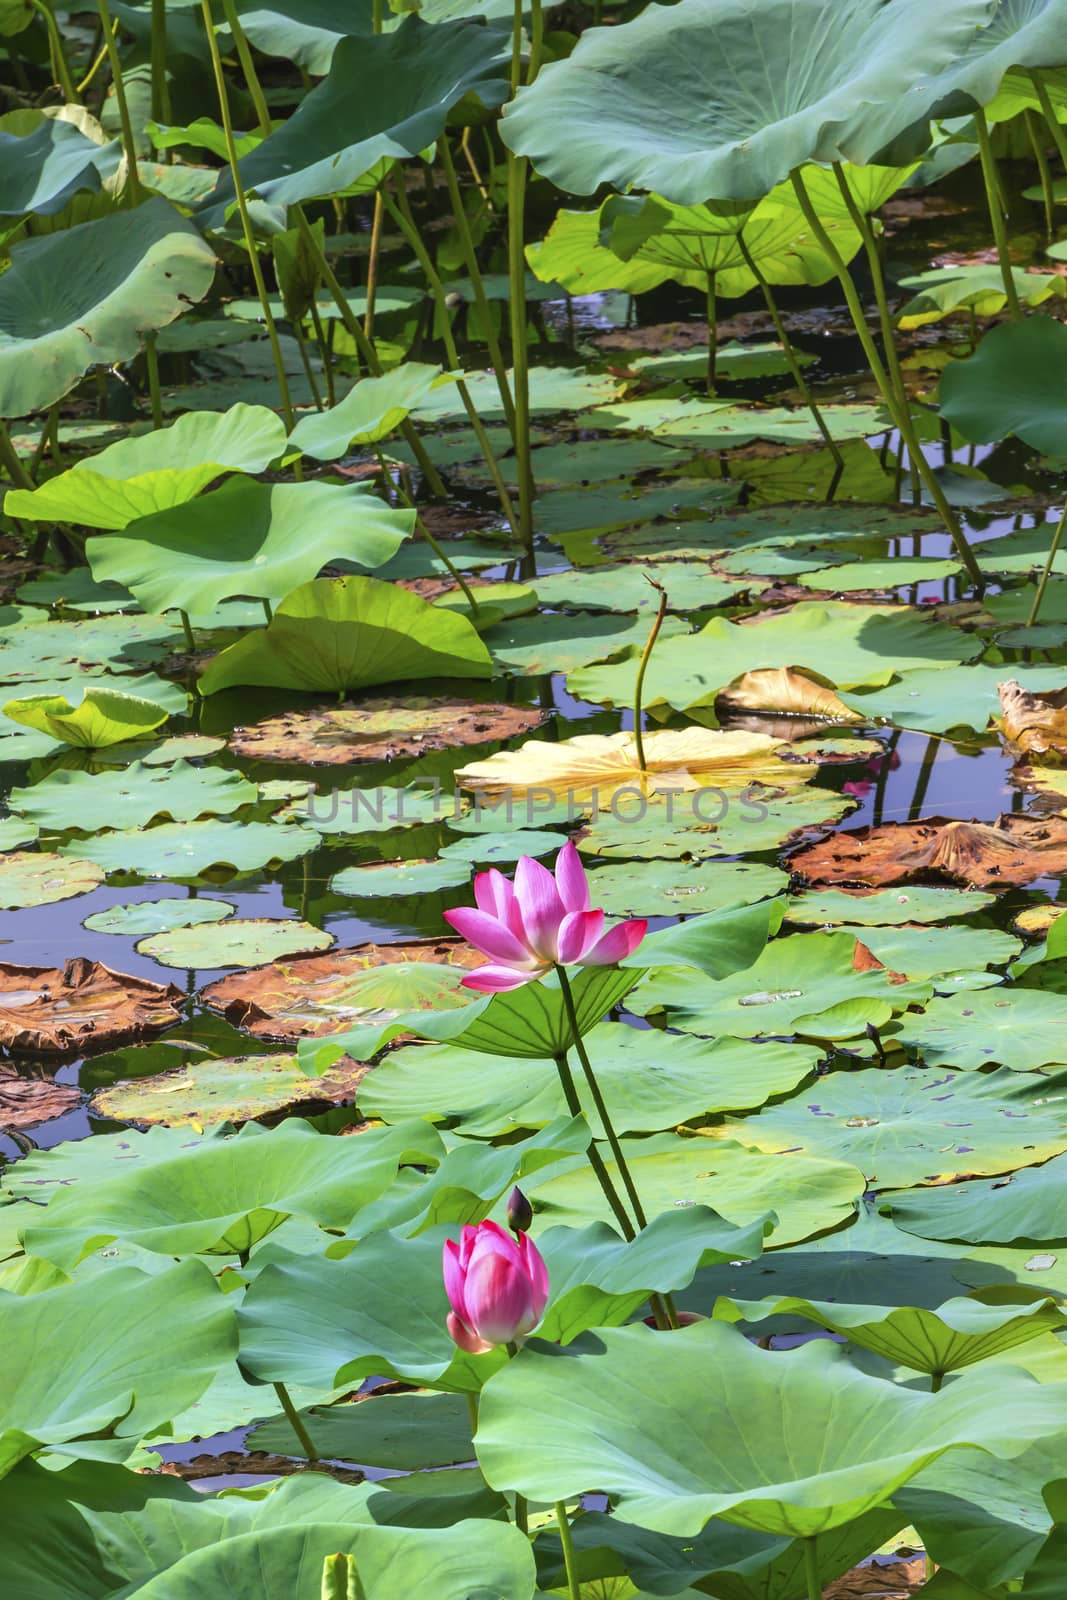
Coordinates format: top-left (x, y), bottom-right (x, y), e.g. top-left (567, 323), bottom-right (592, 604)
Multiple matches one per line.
top-left (227, 696), bottom-right (544, 765)
top-left (0, 958), bottom-right (184, 1054)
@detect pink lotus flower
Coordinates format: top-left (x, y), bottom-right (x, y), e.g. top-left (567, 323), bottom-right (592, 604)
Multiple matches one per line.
top-left (443, 1218), bottom-right (550, 1354)
top-left (443, 840), bottom-right (647, 993)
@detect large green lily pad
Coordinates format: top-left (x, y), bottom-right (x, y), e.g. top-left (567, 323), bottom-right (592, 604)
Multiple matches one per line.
top-left (884, 1154), bottom-right (1067, 1246)
top-left (91, 1050), bottom-right (367, 1128)
top-left (785, 886), bottom-right (997, 926)
top-left (898, 266), bottom-right (1065, 329)
top-left (895, 989), bottom-right (1067, 1071)
top-left (289, 362), bottom-right (455, 459)
top-left (0, 196), bottom-right (216, 417)
top-left (197, 576), bottom-right (491, 695)
top-left (11, 761), bottom-right (257, 833)
top-left (137, 917), bottom-right (333, 971)
top-left (0, 852), bottom-right (104, 910)
top-left (585, 858), bottom-right (787, 917)
top-left (329, 857), bottom-right (471, 898)
top-left (60, 819), bottom-right (320, 879)
top-left (0, 118), bottom-right (118, 217)
top-left (841, 663), bottom-right (1067, 734)
top-left (485, 609), bottom-right (686, 676)
top-left (0, 614), bottom-right (183, 681)
top-left (576, 788), bottom-right (857, 860)
top-left (939, 317), bottom-right (1067, 455)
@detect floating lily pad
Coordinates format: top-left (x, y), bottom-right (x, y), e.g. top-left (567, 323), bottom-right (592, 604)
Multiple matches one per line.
top-left (138, 917), bottom-right (333, 971)
top-left (886, 1154), bottom-right (1067, 1246)
top-left (61, 820), bottom-right (320, 879)
top-left (278, 785), bottom-right (441, 836)
top-left (789, 815), bottom-right (1067, 890)
top-left (227, 697), bottom-right (544, 765)
top-left (577, 788), bottom-right (856, 860)
top-left (90, 1051), bottom-right (368, 1127)
top-left (532, 561), bottom-right (750, 614)
top-left (830, 922), bottom-right (1020, 982)
top-left (330, 858), bottom-right (471, 898)
top-left (0, 957), bottom-right (182, 1054)
top-left (485, 609), bottom-right (686, 676)
top-left (0, 614), bottom-right (183, 681)
top-left (785, 886), bottom-right (997, 926)
top-left (798, 557), bottom-right (959, 591)
top-left (0, 817), bottom-right (38, 852)
top-left (2, 687), bottom-right (172, 750)
top-left (413, 364), bottom-right (621, 423)
top-left (895, 989), bottom-right (1067, 1072)
top-left (534, 479), bottom-right (738, 537)
top-left (438, 829), bottom-right (566, 865)
top-left (83, 897), bottom-right (236, 937)
top-left (585, 859), bottom-right (788, 918)
top-left (0, 851), bottom-right (104, 910)
top-left (10, 761), bottom-right (257, 834)
top-left (841, 663), bottom-right (1066, 735)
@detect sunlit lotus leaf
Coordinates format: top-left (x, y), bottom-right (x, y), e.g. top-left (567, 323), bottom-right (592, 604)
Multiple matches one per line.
top-left (361, 1025), bottom-right (819, 1136)
top-left (716, 668), bottom-right (862, 722)
top-left (896, 989), bottom-right (1067, 1072)
top-left (500, 0), bottom-right (994, 202)
top-left (197, 577), bottom-right (491, 695)
top-left (587, 396), bottom-right (887, 449)
top-left (973, 522), bottom-right (1067, 579)
top-left (585, 858), bottom-right (788, 918)
top-left (227, 697), bottom-right (544, 765)
top-left (276, 784), bottom-right (442, 836)
top-left (799, 556), bottom-right (961, 591)
top-left (0, 197), bottom-right (216, 417)
top-left (0, 1260), bottom-right (235, 1476)
top-left (577, 788), bottom-right (856, 860)
top-left (532, 562), bottom-right (750, 614)
top-left (0, 614), bottom-right (183, 681)
top-left (201, 18), bottom-right (509, 215)
top-left (60, 819), bottom-right (320, 879)
top-left (5, 406), bottom-right (287, 531)
top-left (83, 897), bottom-right (235, 937)
top-left (91, 1051), bottom-right (367, 1127)
top-left (457, 728), bottom-right (816, 804)
top-left (0, 957), bottom-right (182, 1054)
top-left (289, 363), bottom-right (456, 460)
top-left (568, 603), bottom-right (976, 713)
top-left (939, 317), bottom-right (1067, 453)
top-left (2, 688), bottom-right (171, 750)
top-left (137, 917), bottom-right (333, 971)
top-left (996, 679), bottom-right (1067, 760)
top-left (789, 814), bottom-right (1067, 890)
top-left (897, 266), bottom-right (1064, 328)
top-left (330, 857), bottom-right (471, 898)
top-left (0, 817), bottom-right (37, 852)
top-left (0, 119), bottom-right (118, 217)
top-left (840, 663), bottom-right (1066, 735)
top-left (594, 503), bottom-right (937, 564)
top-left (631, 930), bottom-right (930, 1039)
top-left (0, 853), bottom-right (104, 911)
top-left (21, 1119), bottom-right (444, 1269)
top-left (11, 761), bottom-right (257, 833)
top-left (736, 1064), bottom-right (1067, 1189)
top-left (437, 829), bottom-right (567, 865)
top-left (828, 921), bottom-right (1020, 981)
top-left (89, 482), bottom-right (410, 615)
top-left (483, 609), bottom-right (687, 676)
top-left (885, 1152), bottom-right (1067, 1246)
top-left (526, 203), bottom-right (679, 294)
top-left (412, 365), bottom-right (621, 423)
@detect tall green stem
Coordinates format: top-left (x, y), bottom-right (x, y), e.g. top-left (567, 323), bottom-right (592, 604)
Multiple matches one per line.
top-left (440, 135), bottom-right (516, 430)
top-left (1025, 108), bottom-right (1056, 240)
top-left (374, 445), bottom-right (480, 613)
top-left (31, 0), bottom-right (78, 102)
top-left (1029, 70), bottom-right (1067, 174)
top-left (556, 1504), bottom-right (582, 1600)
top-left (737, 234), bottom-right (842, 468)
top-left (98, 0), bottom-right (143, 204)
top-left (383, 186), bottom-right (519, 532)
top-left (144, 332), bottom-right (163, 427)
top-left (789, 168), bottom-right (985, 591)
top-left (552, 1049), bottom-right (636, 1239)
top-left (973, 107), bottom-right (1022, 320)
top-left (149, 0), bottom-right (172, 125)
top-left (200, 0), bottom-right (296, 431)
top-left (273, 1379), bottom-right (320, 1461)
top-left (0, 423), bottom-right (37, 492)
top-left (219, 0), bottom-right (270, 135)
top-left (1028, 500), bottom-right (1067, 626)
top-left (632, 581), bottom-right (667, 777)
top-left (803, 1538), bottom-right (821, 1600)
top-left (705, 274), bottom-right (717, 396)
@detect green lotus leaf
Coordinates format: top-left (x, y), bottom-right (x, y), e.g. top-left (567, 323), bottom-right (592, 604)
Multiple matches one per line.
top-left (200, 18), bottom-right (509, 215)
top-left (895, 988), bottom-right (1067, 1071)
top-left (785, 886), bottom-right (997, 926)
top-left (11, 761), bottom-right (257, 833)
top-left (412, 363), bottom-right (621, 422)
top-left (736, 1066), bottom-right (1067, 1190)
top-left (0, 196), bottom-right (216, 417)
top-left (21, 1119), bottom-right (444, 1270)
top-left (361, 1025), bottom-right (820, 1137)
top-left (973, 523), bottom-right (1067, 577)
top-left (5, 405), bottom-right (287, 530)
top-left (60, 818), bottom-right (320, 879)
top-left (250, 1390), bottom-right (475, 1470)
top-left (0, 1260), bottom-right (235, 1476)
top-left (88, 480), bottom-right (410, 616)
top-left (329, 857), bottom-right (471, 898)
top-left (484, 609), bottom-right (686, 676)
top-left (841, 662), bottom-right (1066, 734)
top-left (83, 896), bottom-right (235, 937)
top-left (0, 816), bottom-right (38, 852)
top-left (532, 561), bottom-right (749, 614)
top-left (527, 202), bottom-right (680, 294)
top-left (500, 0), bottom-right (994, 202)
top-left (474, 1319), bottom-right (1067, 1538)
top-left (289, 362), bottom-right (456, 460)
top-left (898, 266), bottom-right (1065, 328)
top-left (584, 859), bottom-right (787, 918)
top-left (939, 318), bottom-right (1067, 454)
top-left (0, 851), bottom-right (104, 910)
top-left (197, 576), bottom-right (491, 695)
top-left (902, 0), bottom-right (1067, 115)
top-left (576, 790), bottom-right (857, 860)
top-left (631, 930), bottom-right (932, 1038)
top-left (2, 688), bottom-right (171, 750)
top-left (885, 1153), bottom-right (1067, 1246)
top-left (714, 1292), bottom-right (1066, 1377)
top-left (0, 119), bottom-right (118, 217)
top-left (569, 602), bottom-right (976, 713)
top-left (587, 396), bottom-right (887, 450)
top-left (279, 785), bottom-right (442, 836)
top-left (535, 479), bottom-right (739, 539)
top-left (828, 922), bottom-right (1020, 981)
top-left (512, 435), bottom-right (687, 489)
top-left (137, 916), bottom-right (333, 970)
top-left (0, 614), bottom-right (183, 680)
top-left (90, 1048), bottom-right (369, 1127)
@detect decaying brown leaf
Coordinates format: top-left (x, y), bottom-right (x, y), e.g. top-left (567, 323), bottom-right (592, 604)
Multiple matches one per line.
top-left (203, 938), bottom-right (481, 1041)
top-left (0, 1066), bottom-right (81, 1130)
top-left (151, 1452), bottom-right (364, 1484)
top-left (0, 958), bottom-right (183, 1054)
top-left (824, 1555), bottom-right (925, 1599)
top-left (997, 679), bottom-right (1067, 761)
top-left (789, 814), bottom-right (1067, 890)
top-left (716, 667), bottom-right (862, 723)
top-left (229, 697), bottom-right (544, 765)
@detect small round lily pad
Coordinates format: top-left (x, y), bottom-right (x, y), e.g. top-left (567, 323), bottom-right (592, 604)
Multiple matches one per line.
top-left (0, 851), bottom-right (104, 910)
top-left (330, 858), bottom-right (471, 898)
top-left (137, 917), bottom-right (334, 970)
top-left (439, 830), bottom-right (565, 865)
top-left (84, 898), bottom-right (236, 938)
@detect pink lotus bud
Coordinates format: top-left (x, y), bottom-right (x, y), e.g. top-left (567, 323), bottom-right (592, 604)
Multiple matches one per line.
top-left (442, 1219), bottom-right (549, 1355)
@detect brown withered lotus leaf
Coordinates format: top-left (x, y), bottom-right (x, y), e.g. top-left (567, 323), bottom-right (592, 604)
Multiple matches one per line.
top-left (202, 938), bottom-right (482, 1041)
top-left (0, 958), bottom-right (183, 1054)
top-left (997, 679), bottom-right (1067, 762)
top-left (715, 668), bottom-right (862, 724)
top-left (789, 814), bottom-right (1067, 891)
top-left (90, 1052), bottom-right (371, 1128)
top-left (228, 697), bottom-right (545, 766)
top-left (152, 1451), bottom-right (364, 1484)
top-left (0, 1066), bottom-right (81, 1130)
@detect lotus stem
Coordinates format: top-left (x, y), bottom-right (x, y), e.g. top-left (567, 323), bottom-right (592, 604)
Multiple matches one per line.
top-left (273, 1379), bottom-right (320, 1461)
top-left (309, 301), bottom-right (337, 407)
top-left (219, 0), bottom-right (270, 136)
top-left (179, 609), bottom-right (196, 652)
top-left (200, 0), bottom-right (296, 433)
top-left (78, 23), bottom-right (114, 94)
top-left (461, 126), bottom-right (492, 207)
top-left (1025, 109), bottom-right (1056, 240)
top-left (440, 135), bottom-right (516, 430)
top-left (149, 0), bottom-right (172, 126)
top-left (514, 1491), bottom-right (529, 1536)
top-left (632, 580), bottom-right (667, 778)
top-left (556, 1503), bottom-right (582, 1600)
top-left (704, 274), bottom-right (717, 396)
top-left (803, 1538), bottom-right (821, 1600)
top-left (30, 0), bottom-right (78, 103)
top-left (789, 168), bottom-right (985, 591)
top-left (293, 209), bottom-right (449, 499)
top-left (552, 1048), bottom-right (636, 1240)
top-left (1027, 500), bottom-right (1067, 626)
top-left (373, 446), bottom-right (480, 614)
top-left (0, 422), bottom-right (37, 493)
top-left (144, 332), bottom-right (162, 428)
top-left (973, 107), bottom-right (1022, 320)
top-left (291, 319), bottom-right (324, 410)
top-left (737, 234), bottom-right (842, 469)
top-left (465, 1389), bottom-right (479, 1435)
top-left (364, 191), bottom-right (384, 339)
top-left (382, 186), bottom-right (520, 533)
top-left (1028, 70), bottom-right (1067, 175)
top-left (97, 0), bottom-right (143, 204)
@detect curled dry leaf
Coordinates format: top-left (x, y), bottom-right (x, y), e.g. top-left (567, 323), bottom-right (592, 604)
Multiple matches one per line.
top-left (151, 1451), bottom-right (364, 1484)
top-left (715, 667), bottom-right (862, 724)
top-left (202, 938), bottom-right (482, 1041)
top-left (789, 814), bottom-right (1067, 891)
top-left (997, 679), bottom-right (1067, 761)
top-left (0, 1066), bottom-right (81, 1130)
top-left (457, 728), bottom-right (817, 803)
top-left (228, 697), bottom-right (545, 765)
top-left (0, 957), bottom-right (183, 1054)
